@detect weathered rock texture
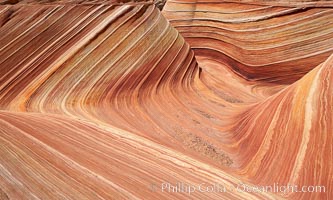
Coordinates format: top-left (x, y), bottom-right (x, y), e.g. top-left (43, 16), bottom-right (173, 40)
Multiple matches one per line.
top-left (0, 0), bottom-right (332, 199)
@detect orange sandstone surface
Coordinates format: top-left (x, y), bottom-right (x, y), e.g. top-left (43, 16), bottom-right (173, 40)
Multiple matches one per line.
top-left (0, 0), bottom-right (332, 199)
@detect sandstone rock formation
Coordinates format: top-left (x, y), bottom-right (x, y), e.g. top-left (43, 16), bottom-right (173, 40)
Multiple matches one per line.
top-left (0, 0), bottom-right (332, 199)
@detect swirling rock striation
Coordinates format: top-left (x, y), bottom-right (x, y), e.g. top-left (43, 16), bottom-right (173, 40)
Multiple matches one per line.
top-left (163, 0), bottom-right (333, 83)
top-left (0, 0), bottom-right (332, 199)
top-left (163, 1), bottom-right (333, 199)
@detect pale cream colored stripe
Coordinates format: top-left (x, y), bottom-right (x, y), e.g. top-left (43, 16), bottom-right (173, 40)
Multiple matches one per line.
top-left (289, 66), bottom-right (323, 184)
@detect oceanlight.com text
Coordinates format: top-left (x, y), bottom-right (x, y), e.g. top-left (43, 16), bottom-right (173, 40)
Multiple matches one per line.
top-left (149, 182), bottom-right (326, 195)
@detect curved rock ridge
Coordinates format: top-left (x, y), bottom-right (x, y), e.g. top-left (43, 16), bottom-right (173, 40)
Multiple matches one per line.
top-left (228, 54), bottom-right (333, 199)
top-left (0, 1), bottom-right (332, 200)
top-left (162, 1), bottom-right (333, 199)
top-left (163, 0), bottom-right (333, 84)
top-left (0, 3), bottom-right (244, 199)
